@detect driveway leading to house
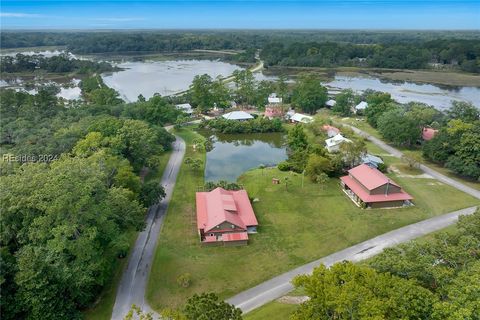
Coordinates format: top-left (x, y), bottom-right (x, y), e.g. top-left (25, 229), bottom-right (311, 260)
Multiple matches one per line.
top-left (346, 125), bottom-right (480, 200)
top-left (111, 136), bottom-right (185, 320)
top-left (227, 206), bottom-right (477, 313)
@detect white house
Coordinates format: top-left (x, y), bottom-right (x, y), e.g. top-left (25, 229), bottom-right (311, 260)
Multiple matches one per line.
top-left (355, 101), bottom-right (368, 113)
top-left (222, 111), bottom-right (254, 121)
top-left (290, 113), bottom-right (313, 124)
top-left (325, 134), bottom-right (352, 153)
top-left (175, 103), bottom-right (194, 115)
top-left (268, 93), bottom-right (282, 104)
top-left (326, 99), bottom-right (336, 107)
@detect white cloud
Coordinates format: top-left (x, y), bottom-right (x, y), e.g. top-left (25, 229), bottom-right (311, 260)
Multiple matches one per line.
top-left (0, 12), bottom-right (42, 18)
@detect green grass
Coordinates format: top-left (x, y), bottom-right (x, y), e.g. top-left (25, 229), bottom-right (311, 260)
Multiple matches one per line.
top-left (146, 126), bottom-right (207, 310)
top-left (146, 126), bottom-right (479, 311)
top-left (244, 301), bottom-right (298, 320)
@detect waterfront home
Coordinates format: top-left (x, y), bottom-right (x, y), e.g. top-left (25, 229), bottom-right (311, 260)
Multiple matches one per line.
top-left (222, 111), bottom-right (254, 121)
top-left (264, 106), bottom-right (284, 119)
top-left (421, 127), bottom-right (438, 141)
top-left (326, 99), bottom-right (336, 107)
top-left (355, 101), bottom-right (368, 113)
top-left (322, 124), bottom-right (340, 137)
top-left (340, 164), bottom-right (413, 208)
top-left (325, 133), bottom-right (352, 152)
top-left (290, 113), bottom-right (313, 124)
top-left (268, 93), bottom-right (282, 104)
top-left (175, 103), bottom-right (194, 115)
top-left (196, 187), bottom-right (258, 246)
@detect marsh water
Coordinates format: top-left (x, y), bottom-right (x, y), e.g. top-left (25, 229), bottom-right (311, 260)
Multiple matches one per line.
top-left (326, 75), bottom-right (480, 110)
top-left (1, 49), bottom-right (478, 110)
top-left (102, 60), bottom-right (242, 101)
top-left (200, 131), bottom-right (287, 182)
top-left (102, 59), bottom-right (276, 101)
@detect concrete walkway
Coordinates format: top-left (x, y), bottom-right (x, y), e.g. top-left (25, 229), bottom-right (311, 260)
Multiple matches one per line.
top-left (227, 206), bottom-right (477, 313)
top-left (111, 136), bottom-right (185, 320)
top-left (347, 125), bottom-right (480, 200)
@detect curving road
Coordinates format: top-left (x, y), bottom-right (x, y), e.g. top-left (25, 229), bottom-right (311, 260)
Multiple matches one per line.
top-left (111, 136), bottom-right (185, 320)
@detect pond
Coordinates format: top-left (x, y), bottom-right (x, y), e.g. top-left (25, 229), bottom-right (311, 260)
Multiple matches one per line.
top-left (102, 59), bottom-right (274, 102)
top-left (325, 75), bottom-right (480, 110)
top-left (200, 131), bottom-right (287, 182)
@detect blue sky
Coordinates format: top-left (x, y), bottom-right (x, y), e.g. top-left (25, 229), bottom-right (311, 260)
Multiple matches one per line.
top-left (1, 1), bottom-right (479, 29)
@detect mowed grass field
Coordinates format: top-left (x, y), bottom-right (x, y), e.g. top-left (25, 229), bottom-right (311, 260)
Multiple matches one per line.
top-left (146, 128), bottom-right (479, 312)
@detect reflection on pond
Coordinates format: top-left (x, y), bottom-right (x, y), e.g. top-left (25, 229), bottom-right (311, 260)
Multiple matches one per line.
top-left (326, 75), bottom-right (480, 110)
top-left (200, 131), bottom-right (287, 182)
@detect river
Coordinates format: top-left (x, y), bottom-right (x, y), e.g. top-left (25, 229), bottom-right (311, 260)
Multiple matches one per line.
top-left (325, 75), bottom-right (480, 110)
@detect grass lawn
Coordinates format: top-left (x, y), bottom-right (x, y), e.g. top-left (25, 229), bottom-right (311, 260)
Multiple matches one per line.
top-left (244, 301), bottom-right (297, 320)
top-left (146, 126), bottom-right (479, 312)
top-left (83, 147), bottom-right (173, 320)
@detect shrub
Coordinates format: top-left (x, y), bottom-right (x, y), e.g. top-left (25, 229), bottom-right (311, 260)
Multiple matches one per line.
top-left (177, 273), bottom-right (192, 288)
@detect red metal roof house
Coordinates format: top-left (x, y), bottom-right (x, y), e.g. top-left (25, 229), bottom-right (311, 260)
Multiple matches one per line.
top-left (340, 164), bottom-right (413, 208)
top-left (196, 187), bottom-right (258, 246)
top-left (422, 127), bottom-right (438, 141)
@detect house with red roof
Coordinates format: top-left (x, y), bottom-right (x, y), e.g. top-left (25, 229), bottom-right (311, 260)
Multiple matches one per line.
top-left (340, 164), bottom-right (413, 208)
top-left (196, 187), bottom-right (258, 246)
top-left (322, 125), bottom-right (340, 138)
top-left (264, 106), bottom-right (284, 119)
top-left (421, 127), bottom-right (438, 141)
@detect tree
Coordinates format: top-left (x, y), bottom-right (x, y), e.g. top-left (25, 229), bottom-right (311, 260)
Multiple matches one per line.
top-left (276, 74), bottom-right (289, 102)
top-left (377, 109), bottom-right (421, 147)
top-left (305, 154), bottom-right (332, 181)
top-left (446, 101), bottom-right (480, 122)
top-left (124, 305), bottom-right (154, 320)
top-left (332, 89), bottom-right (355, 116)
top-left (291, 73), bottom-right (328, 114)
top-left (287, 125), bottom-right (309, 152)
top-left (292, 262), bottom-right (436, 320)
top-left (183, 293), bottom-right (242, 320)
top-left (339, 139), bottom-right (366, 168)
top-left (140, 180), bottom-right (166, 207)
top-left (190, 159), bottom-right (203, 172)
top-left (364, 92), bottom-right (396, 127)
top-left (211, 78), bottom-right (231, 110)
top-left (233, 69), bottom-right (256, 106)
top-left (0, 157), bottom-right (145, 319)
top-left (190, 74), bottom-right (215, 112)
top-left (315, 172), bottom-right (329, 188)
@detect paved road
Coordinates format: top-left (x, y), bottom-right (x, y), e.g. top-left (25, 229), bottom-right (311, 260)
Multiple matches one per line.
top-left (227, 206), bottom-right (477, 313)
top-left (346, 125), bottom-right (480, 200)
top-left (111, 136), bottom-right (185, 320)
top-left (227, 125), bottom-right (480, 313)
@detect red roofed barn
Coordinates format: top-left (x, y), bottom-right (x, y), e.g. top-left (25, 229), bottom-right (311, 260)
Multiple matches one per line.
top-left (340, 164), bottom-right (413, 208)
top-left (196, 187), bottom-right (258, 246)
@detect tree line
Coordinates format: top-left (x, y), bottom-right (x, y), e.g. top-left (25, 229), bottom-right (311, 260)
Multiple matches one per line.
top-left (0, 82), bottom-right (186, 319)
top-left (0, 53), bottom-right (117, 74)
top-left (260, 39), bottom-right (480, 73)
